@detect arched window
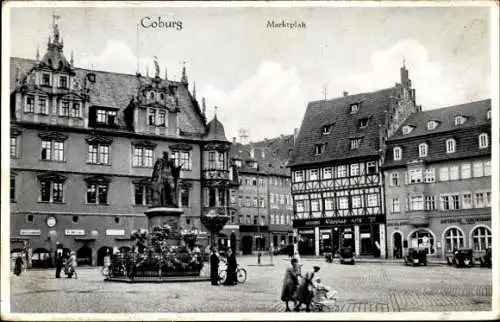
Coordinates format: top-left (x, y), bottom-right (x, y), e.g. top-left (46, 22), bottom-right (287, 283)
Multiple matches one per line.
top-left (444, 227), bottom-right (464, 252)
top-left (446, 138), bottom-right (456, 154)
top-left (478, 133), bottom-right (489, 149)
top-left (409, 229), bottom-right (435, 255)
top-left (393, 147), bottom-right (402, 161)
top-left (418, 143), bottom-right (428, 157)
top-left (471, 226), bottom-right (491, 251)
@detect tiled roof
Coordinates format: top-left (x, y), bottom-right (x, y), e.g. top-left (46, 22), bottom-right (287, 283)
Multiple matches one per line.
top-left (205, 115), bottom-right (228, 142)
top-left (254, 134), bottom-right (295, 166)
top-left (230, 143), bottom-right (290, 177)
top-left (288, 88), bottom-right (395, 167)
top-left (387, 99), bottom-right (491, 141)
top-left (10, 57), bottom-right (206, 135)
top-left (383, 99), bottom-right (492, 168)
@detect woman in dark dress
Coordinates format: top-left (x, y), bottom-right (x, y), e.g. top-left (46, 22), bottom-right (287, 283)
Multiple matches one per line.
top-left (224, 248), bottom-right (237, 286)
top-left (280, 258), bottom-right (300, 311)
top-left (295, 265), bottom-right (320, 312)
top-left (210, 247), bottom-right (220, 285)
top-left (14, 255), bottom-right (24, 276)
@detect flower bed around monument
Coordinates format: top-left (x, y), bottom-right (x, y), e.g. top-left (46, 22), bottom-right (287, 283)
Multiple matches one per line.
top-left (109, 225), bottom-right (204, 278)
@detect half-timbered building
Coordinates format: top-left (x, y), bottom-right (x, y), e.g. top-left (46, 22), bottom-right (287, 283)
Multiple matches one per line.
top-left (288, 65), bottom-right (420, 256)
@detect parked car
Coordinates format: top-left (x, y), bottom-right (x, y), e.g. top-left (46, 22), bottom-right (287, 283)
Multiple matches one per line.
top-left (447, 248), bottom-right (473, 268)
top-left (479, 248), bottom-right (491, 268)
top-left (404, 248), bottom-right (427, 266)
top-left (339, 247), bottom-right (355, 265)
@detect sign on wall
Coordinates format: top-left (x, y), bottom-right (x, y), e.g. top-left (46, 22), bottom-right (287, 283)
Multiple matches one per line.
top-left (20, 229), bottom-right (41, 236)
top-left (106, 229), bottom-right (125, 236)
top-left (65, 229), bottom-right (85, 236)
top-left (293, 215), bottom-right (385, 228)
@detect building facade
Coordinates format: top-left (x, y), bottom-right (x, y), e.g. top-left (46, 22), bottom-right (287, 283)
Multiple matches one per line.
top-left (9, 21), bottom-right (235, 267)
top-left (288, 65), bottom-right (420, 257)
top-left (228, 142), bottom-right (293, 254)
top-left (383, 99), bottom-right (492, 260)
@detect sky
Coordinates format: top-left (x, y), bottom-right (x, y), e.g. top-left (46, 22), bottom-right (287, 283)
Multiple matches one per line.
top-left (8, 4), bottom-right (493, 142)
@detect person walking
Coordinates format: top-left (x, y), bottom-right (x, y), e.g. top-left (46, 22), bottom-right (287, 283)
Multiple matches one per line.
top-left (66, 251), bottom-right (78, 279)
top-left (14, 255), bottom-right (24, 276)
top-left (280, 258), bottom-right (300, 311)
top-left (223, 248), bottom-right (237, 286)
top-left (54, 242), bottom-right (64, 278)
top-left (210, 247), bottom-right (220, 286)
top-left (294, 265), bottom-right (320, 312)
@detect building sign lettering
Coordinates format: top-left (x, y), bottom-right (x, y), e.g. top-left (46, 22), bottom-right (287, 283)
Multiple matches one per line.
top-left (65, 229), bottom-right (85, 236)
top-left (293, 215), bottom-right (384, 228)
top-left (440, 216), bottom-right (490, 225)
top-left (20, 229), bottom-right (41, 236)
top-left (298, 229), bottom-right (315, 234)
top-left (106, 229), bottom-right (125, 236)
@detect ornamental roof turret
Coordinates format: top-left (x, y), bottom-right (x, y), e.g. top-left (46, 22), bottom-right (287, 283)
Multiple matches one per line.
top-left (205, 107), bottom-right (228, 142)
top-left (39, 13), bottom-right (73, 73)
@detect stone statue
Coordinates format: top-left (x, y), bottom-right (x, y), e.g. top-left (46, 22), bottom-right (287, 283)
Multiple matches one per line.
top-left (151, 151), bottom-right (183, 207)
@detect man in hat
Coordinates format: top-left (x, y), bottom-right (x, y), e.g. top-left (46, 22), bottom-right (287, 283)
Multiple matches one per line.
top-left (54, 242), bottom-right (64, 278)
top-left (210, 247), bottom-right (220, 285)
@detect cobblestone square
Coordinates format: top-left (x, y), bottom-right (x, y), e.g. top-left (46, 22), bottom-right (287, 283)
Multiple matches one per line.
top-left (9, 256), bottom-right (492, 314)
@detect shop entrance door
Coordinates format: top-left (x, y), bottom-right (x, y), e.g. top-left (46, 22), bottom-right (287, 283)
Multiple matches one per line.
top-left (242, 236), bottom-right (253, 255)
top-left (393, 232), bottom-right (402, 258)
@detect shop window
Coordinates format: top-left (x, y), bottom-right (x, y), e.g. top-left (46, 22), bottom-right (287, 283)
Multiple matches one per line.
top-left (444, 228), bottom-right (464, 252)
top-left (471, 226), bottom-right (491, 251)
top-left (409, 230), bottom-right (435, 255)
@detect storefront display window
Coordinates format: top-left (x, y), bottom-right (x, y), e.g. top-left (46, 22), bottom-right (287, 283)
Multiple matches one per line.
top-left (409, 229), bottom-right (435, 255)
top-left (444, 228), bottom-right (464, 252)
top-left (471, 226), bottom-right (491, 251)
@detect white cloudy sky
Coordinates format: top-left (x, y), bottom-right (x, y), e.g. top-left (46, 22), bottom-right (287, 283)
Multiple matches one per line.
top-left (8, 4), bottom-right (493, 142)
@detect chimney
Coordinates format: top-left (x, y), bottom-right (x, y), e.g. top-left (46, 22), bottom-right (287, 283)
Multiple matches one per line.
top-left (343, 91), bottom-right (349, 97)
top-left (202, 97), bottom-right (206, 116)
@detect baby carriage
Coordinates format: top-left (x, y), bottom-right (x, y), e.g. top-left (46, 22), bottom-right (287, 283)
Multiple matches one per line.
top-left (310, 284), bottom-right (339, 312)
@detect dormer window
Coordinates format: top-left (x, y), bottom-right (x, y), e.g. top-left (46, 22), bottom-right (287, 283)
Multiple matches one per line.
top-left (41, 73), bottom-right (51, 86)
top-left (393, 147), bottom-right (402, 160)
top-left (446, 138), bottom-right (456, 154)
top-left (418, 143), bottom-right (428, 157)
top-left (350, 103), bottom-right (359, 114)
top-left (315, 144), bottom-right (325, 155)
top-left (94, 108), bottom-right (117, 126)
top-left (487, 110), bottom-right (491, 120)
top-left (359, 118), bottom-right (369, 129)
top-left (322, 125), bottom-right (332, 135)
top-left (402, 125), bottom-right (414, 135)
top-left (427, 121), bottom-right (438, 130)
top-left (454, 115), bottom-right (466, 126)
top-left (59, 76), bottom-right (68, 89)
top-left (479, 133), bottom-right (489, 149)
top-left (350, 138), bottom-right (362, 150)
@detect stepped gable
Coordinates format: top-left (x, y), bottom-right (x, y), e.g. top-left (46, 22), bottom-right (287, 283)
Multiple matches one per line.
top-left (10, 57), bottom-right (206, 134)
top-left (388, 99), bottom-right (491, 140)
top-left (288, 87), bottom-right (394, 167)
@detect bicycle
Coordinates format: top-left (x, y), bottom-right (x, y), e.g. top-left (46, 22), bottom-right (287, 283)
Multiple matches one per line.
top-left (218, 262), bottom-right (247, 284)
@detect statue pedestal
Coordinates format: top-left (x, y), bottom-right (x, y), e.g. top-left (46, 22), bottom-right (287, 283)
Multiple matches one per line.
top-left (145, 207), bottom-right (184, 242)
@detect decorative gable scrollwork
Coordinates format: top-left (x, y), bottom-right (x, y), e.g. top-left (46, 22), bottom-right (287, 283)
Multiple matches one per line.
top-left (38, 131), bottom-right (68, 142)
top-left (169, 142), bottom-right (192, 152)
top-left (37, 172), bottom-right (67, 182)
top-left (84, 175), bottom-right (111, 184)
top-left (85, 135), bottom-right (113, 145)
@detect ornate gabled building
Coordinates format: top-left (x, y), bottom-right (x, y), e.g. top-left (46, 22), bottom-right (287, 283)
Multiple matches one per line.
top-left (288, 64), bottom-right (420, 257)
top-left (382, 99), bottom-right (491, 260)
top-left (9, 19), bottom-right (235, 267)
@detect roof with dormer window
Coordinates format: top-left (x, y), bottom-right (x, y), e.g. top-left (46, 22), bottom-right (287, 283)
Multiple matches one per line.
top-left (229, 142), bottom-right (290, 177)
top-left (10, 56), bottom-right (208, 135)
top-left (288, 87), bottom-right (396, 167)
top-left (383, 99), bottom-right (491, 169)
